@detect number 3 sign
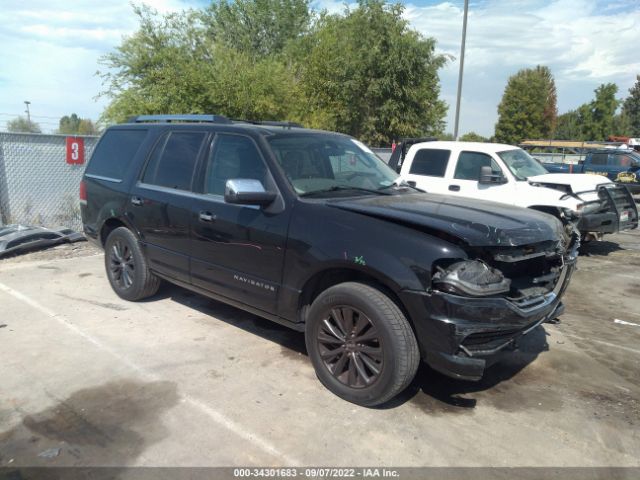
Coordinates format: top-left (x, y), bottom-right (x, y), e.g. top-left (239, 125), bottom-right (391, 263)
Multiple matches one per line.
top-left (66, 137), bottom-right (85, 165)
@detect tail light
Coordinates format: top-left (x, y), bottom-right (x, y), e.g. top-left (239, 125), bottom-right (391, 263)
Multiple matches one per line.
top-left (79, 180), bottom-right (87, 205)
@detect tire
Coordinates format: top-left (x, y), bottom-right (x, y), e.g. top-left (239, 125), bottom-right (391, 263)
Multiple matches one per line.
top-left (104, 226), bottom-right (161, 301)
top-left (305, 282), bottom-right (419, 407)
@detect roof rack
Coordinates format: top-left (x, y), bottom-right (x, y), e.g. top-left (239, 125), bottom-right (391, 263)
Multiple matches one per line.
top-left (232, 119), bottom-right (304, 129)
top-left (129, 114), bottom-right (232, 124)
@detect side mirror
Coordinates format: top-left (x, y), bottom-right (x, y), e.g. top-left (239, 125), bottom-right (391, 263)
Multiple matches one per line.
top-left (224, 179), bottom-right (277, 206)
top-left (479, 165), bottom-right (506, 184)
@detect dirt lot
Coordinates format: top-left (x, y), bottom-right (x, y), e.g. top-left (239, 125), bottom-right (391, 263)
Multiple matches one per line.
top-left (0, 231), bottom-right (639, 468)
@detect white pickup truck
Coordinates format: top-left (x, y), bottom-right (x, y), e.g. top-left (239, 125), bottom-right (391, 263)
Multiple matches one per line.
top-left (389, 140), bottom-right (638, 239)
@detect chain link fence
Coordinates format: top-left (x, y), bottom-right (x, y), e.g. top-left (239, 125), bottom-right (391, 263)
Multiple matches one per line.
top-left (0, 132), bottom-right (99, 231)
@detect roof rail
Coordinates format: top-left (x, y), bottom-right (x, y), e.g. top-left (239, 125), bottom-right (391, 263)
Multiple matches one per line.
top-left (232, 119), bottom-right (304, 129)
top-left (129, 114), bottom-right (232, 124)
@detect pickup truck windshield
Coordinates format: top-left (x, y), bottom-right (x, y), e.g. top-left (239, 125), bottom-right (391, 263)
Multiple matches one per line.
top-left (267, 134), bottom-right (399, 196)
top-left (498, 149), bottom-right (548, 180)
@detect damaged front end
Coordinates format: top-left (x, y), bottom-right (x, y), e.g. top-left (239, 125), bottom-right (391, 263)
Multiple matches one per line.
top-left (406, 224), bottom-right (580, 381)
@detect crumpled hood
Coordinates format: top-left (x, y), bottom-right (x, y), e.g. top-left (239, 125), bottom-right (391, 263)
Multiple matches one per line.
top-left (528, 173), bottom-right (612, 191)
top-left (329, 193), bottom-right (564, 247)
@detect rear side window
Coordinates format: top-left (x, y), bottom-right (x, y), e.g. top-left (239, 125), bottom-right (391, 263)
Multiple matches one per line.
top-left (590, 153), bottom-right (608, 165)
top-left (454, 151), bottom-right (501, 180)
top-left (409, 149), bottom-right (450, 177)
top-left (86, 129), bottom-right (147, 180)
top-left (142, 131), bottom-right (206, 190)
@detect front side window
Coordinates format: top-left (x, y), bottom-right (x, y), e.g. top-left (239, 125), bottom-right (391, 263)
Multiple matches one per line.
top-left (267, 134), bottom-right (398, 195)
top-left (205, 135), bottom-right (267, 196)
top-left (497, 148), bottom-right (548, 180)
top-left (454, 151), bottom-right (502, 180)
top-left (409, 149), bottom-right (450, 177)
top-left (142, 131), bottom-right (206, 190)
top-left (612, 153), bottom-right (636, 167)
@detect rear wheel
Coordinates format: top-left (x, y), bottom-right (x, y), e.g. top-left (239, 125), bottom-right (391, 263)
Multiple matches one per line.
top-left (104, 227), bottom-right (160, 301)
top-left (305, 282), bottom-right (419, 407)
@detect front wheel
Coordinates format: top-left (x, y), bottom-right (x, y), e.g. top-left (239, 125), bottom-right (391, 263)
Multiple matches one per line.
top-left (104, 227), bottom-right (161, 301)
top-left (305, 282), bottom-right (419, 407)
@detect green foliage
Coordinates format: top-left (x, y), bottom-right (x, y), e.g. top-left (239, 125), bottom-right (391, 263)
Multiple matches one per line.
top-left (299, 0), bottom-right (447, 146)
top-left (555, 110), bottom-right (581, 140)
top-left (98, 0), bottom-right (447, 145)
top-left (58, 113), bottom-right (98, 135)
top-left (579, 83), bottom-right (619, 140)
top-left (437, 132), bottom-right (454, 141)
top-left (7, 116), bottom-right (41, 133)
top-left (494, 66), bottom-right (557, 144)
top-left (203, 0), bottom-right (312, 57)
top-left (458, 131), bottom-right (487, 142)
top-left (556, 83), bottom-right (623, 141)
top-left (623, 75), bottom-right (640, 137)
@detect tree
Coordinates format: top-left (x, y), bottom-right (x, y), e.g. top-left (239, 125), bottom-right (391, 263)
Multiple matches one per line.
top-left (203, 0), bottom-right (312, 57)
top-left (98, 1), bottom-right (448, 144)
top-left (7, 116), bottom-right (41, 133)
top-left (459, 131), bottom-right (487, 142)
top-left (555, 110), bottom-right (581, 140)
top-left (437, 132), bottom-right (454, 141)
top-left (58, 114), bottom-right (99, 135)
top-left (300, 0), bottom-right (448, 145)
top-left (579, 83), bottom-right (619, 140)
top-left (494, 66), bottom-right (557, 144)
top-left (98, 5), bottom-right (300, 124)
top-left (622, 75), bottom-right (640, 137)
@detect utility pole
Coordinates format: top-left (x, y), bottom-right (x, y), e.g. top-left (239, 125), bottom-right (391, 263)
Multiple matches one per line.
top-left (24, 101), bottom-right (31, 127)
top-left (453, 0), bottom-right (469, 141)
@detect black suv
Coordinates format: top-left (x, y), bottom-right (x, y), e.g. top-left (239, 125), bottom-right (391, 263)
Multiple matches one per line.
top-left (81, 114), bottom-right (578, 406)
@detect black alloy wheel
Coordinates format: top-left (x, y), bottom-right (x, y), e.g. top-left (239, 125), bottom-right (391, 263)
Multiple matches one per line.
top-left (108, 239), bottom-right (135, 289)
top-left (318, 306), bottom-right (384, 388)
top-left (305, 282), bottom-right (419, 407)
top-left (104, 227), bottom-right (161, 301)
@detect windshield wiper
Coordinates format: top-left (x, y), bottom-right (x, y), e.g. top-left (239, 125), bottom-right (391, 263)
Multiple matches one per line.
top-left (300, 185), bottom-right (392, 197)
top-left (377, 181), bottom-right (424, 192)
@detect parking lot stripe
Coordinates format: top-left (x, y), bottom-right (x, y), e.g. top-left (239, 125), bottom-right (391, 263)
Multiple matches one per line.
top-left (614, 319), bottom-right (640, 327)
top-left (563, 332), bottom-right (640, 355)
top-left (0, 281), bottom-right (301, 466)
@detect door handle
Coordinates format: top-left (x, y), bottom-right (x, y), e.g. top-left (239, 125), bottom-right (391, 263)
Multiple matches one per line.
top-left (131, 196), bottom-right (143, 206)
top-left (448, 185), bottom-right (460, 192)
top-left (199, 211), bottom-right (216, 222)
top-left (407, 181), bottom-right (416, 187)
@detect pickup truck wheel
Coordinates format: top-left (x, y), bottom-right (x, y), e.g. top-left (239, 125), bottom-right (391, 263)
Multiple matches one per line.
top-left (305, 282), bottom-right (419, 407)
top-left (104, 227), bottom-right (160, 301)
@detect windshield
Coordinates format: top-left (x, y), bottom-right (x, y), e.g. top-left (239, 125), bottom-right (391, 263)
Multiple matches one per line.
top-left (267, 134), bottom-right (399, 196)
top-left (497, 148), bottom-right (548, 180)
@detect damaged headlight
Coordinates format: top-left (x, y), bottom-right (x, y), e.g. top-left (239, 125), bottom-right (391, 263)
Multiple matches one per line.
top-left (432, 260), bottom-right (511, 297)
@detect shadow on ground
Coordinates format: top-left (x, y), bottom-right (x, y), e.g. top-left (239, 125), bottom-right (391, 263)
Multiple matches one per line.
top-left (0, 379), bottom-right (178, 470)
top-left (579, 240), bottom-right (625, 257)
top-left (159, 284), bottom-right (552, 413)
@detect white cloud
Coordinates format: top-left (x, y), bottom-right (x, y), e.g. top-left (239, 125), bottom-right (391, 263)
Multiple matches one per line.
top-left (0, 0), bottom-right (200, 132)
top-left (400, 0), bottom-right (640, 136)
top-left (0, 0), bottom-right (638, 137)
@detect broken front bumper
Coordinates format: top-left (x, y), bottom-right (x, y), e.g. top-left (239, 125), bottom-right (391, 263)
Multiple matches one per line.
top-left (400, 247), bottom-right (577, 381)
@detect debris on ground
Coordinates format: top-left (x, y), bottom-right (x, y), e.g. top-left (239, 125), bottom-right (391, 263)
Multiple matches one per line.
top-left (0, 224), bottom-right (86, 259)
top-left (37, 447), bottom-right (60, 459)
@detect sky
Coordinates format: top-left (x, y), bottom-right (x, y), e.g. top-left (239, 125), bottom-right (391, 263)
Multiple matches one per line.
top-left (0, 0), bottom-right (638, 137)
